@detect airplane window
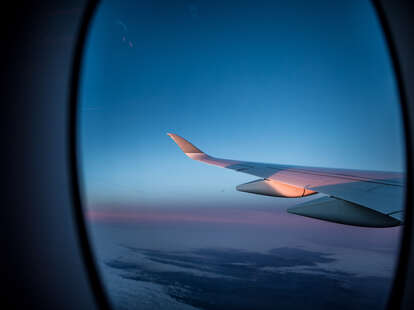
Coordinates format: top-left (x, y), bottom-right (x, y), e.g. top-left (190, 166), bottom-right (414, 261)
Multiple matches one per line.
top-left (77, 1), bottom-right (406, 309)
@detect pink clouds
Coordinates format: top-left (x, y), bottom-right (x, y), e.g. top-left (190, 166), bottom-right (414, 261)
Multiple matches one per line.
top-left (85, 206), bottom-right (402, 252)
top-left (86, 208), bottom-right (295, 226)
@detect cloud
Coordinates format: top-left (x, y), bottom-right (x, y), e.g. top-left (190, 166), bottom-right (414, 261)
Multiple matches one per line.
top-left (86, 208), bottom-right (295, 226)
top-left (104, 246), bottom-right (391, 310)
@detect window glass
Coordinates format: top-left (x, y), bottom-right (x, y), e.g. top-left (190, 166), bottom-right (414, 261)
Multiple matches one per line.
top-left (78, 1), bottom-right (405, 309)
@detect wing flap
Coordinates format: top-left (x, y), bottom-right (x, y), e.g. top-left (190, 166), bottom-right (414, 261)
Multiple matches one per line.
top-left (389, 211), bottom-right (404, 222)
top-left (287, 196), bottom-right (401, 227)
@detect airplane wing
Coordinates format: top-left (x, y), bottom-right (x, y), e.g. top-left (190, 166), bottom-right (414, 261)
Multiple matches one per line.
top-left (167, 133), bottom-right (404, 227)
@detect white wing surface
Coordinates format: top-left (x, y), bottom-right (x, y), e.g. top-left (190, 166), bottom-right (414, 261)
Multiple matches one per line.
top-left (167, 133), bottom-right (404, 227)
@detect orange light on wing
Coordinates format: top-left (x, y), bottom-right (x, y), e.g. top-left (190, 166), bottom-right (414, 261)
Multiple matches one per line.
top-left (237, 179), bottom-right (316, 198)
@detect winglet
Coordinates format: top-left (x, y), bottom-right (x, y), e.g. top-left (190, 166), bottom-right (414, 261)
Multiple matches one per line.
top-left (167, 133), bottom-right (204, 154)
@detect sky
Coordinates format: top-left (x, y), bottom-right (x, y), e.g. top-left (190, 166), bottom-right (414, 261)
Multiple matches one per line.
top-left (78, 0), bottom-right (404, 211)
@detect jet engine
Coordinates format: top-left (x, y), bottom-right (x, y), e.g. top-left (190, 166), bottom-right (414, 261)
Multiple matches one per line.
top-left (236, 179), bottom-right (316, 198)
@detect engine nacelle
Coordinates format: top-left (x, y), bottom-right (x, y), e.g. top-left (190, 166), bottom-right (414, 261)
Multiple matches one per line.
top-left (236, 179), bottom-right (316, 198)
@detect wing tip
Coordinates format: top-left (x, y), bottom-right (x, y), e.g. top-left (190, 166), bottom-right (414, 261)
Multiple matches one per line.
top-left (167, 132), bottom-right (204, 154)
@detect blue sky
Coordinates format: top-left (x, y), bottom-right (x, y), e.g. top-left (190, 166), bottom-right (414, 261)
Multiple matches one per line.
top-left (78, 0), bottom-right (404, 209)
